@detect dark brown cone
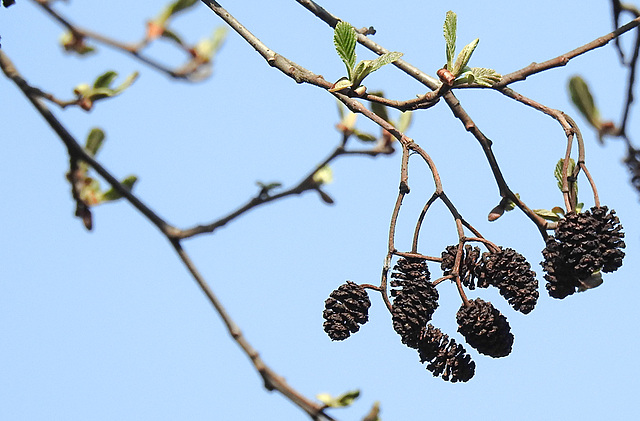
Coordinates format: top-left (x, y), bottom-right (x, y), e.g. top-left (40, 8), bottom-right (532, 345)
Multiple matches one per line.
top-left (456, 299), bottom-right (513, 358)
top-left (323, 281), bottom-right (371, 341)
top-left (391, 258), bottom-right (439, 349)
top-left (476, 248), bottom-right (539, 314)
top-left (541, 206), bottom-right (625, 299)
top-left (417, 324), bottom-right (475, 382)
top-left (441, 244), bottom-right (483, 289)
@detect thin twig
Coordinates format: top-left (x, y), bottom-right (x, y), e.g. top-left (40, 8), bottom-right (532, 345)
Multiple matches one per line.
top-left (176, 143), bottom-right (392, 239)
top-left (32, 0), bottom-right (206, 80)
top-left (0, 50), bottom-right (178, 238)
top-left (171, 241), bottom-right (334, 421)
top-left (496, 15), bottom-right (640, 87)
top-left (1, 47), bottom-right (336, 421)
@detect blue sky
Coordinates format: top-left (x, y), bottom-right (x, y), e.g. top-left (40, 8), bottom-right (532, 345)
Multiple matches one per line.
top-left (1, 1), bottom-right (639, 420)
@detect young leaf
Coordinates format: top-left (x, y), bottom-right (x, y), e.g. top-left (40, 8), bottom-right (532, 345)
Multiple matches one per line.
top-left (443, 11), bottom-right (457, 69)
top-left (151, 0), bottom-right (198, 38)
top-left (93, 71), bottom-right (118, 89)
top-left (533, 208), bottom-right (561, 221)
top-left (101, 175), bottom-right (138, 202)
top-left (84, 128), bottom-right (105, 157)
top-left (161, 29), bottom-right (185, 46)
top-left (111, 71), bottom-right (139, 95)
top-left (452, 38), bottom-right (479, 76)
top-left (336, 390), bottom-right (360, 407)
top-left (354, 130), bottom-right (377, 142)
top-left (316, 390), bottom-right (360, 408)
top-left (554, 158), bottom-right (576, 191)
top-left (368, 51), bottom-right (403, 74)
top-left (167, 0), bottom-right (198, 16)
top-left (568, 76), bottom-right (601, 129)
top-left (351, 52), bottom-right (403, 87)
top-left (369, 92), bottom-right (390, 123)
top-left (468, 67), bottom-right (501, 87)
top-left (334, 21), bottom-right (357, 80)
top-left (256, 181), bottom-right (282, 192)
top-left (395, 111), bottom-right (413, 133)
top-left (329, 77), bottom-right (353, 92)
top-left (351, 60), bottom-right (370, 87)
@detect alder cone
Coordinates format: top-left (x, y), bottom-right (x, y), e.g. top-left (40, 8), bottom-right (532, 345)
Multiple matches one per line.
top-left (416, 324), bottom-right (475, 383)
top-left (456, 299), bottom-right (513, 358)
top-left (440, 244), bottom-right (483, 289)
top-left (476, 247), bottom-right (539, 314)
top-left (390, 257), bottom-right (439, 349)
top-left (542, 206), bottom-right (625, 299)
top-left (590, 207), bottom-right (625, 273)
top-left (323, 281), bottom-right (371, 341)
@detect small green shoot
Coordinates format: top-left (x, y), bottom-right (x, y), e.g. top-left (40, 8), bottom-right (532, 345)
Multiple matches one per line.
top-left (149, 0), bottom-right (198, 38)
top-left (441, 11), bottom-right (500, 87)
top-left (331, 21), bottom-right (403, 93)
top-left (316, 389), bottom-right (360, 408)
top-left (73, 70), bottom-right (139, 111)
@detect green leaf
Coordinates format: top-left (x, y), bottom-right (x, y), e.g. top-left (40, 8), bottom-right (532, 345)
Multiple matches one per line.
top-left (167, 0), bottom-right (198, 16)
top-left (369, 92), bottom-right (390, 123)
top-left (84, 128), bottom-right (105, 157)
top-left (467, 67), bottom-right (501, 87)
top-left (533, 209), bottom-right (561, 221)
top-left (111, 71), bottom-right (139, 95)
top-left (443, 11), bottom-right (457, 69)
top-left (256, 181), bottom-right (283, 197)
top-left (161, 28), bottom-right (185, 46)
top-left (351, 52), bottom-right (403, 87)
top-left (93, 71), bottom-right (118, 89)
top-left (554, 158), bottom-right (577, 193)
top-left (336, 390), bottom-right (360, 407)
top-left (568, 76), bottom-right (601, 129)
top-left (317, 390), bottom-right (360, 408)
top-left (101, 175), bottom-right (138, 202)
top-left (452, 38), bottom-right (479, 76)
top-left (368, 51), bottom-right (403, 74)
top-left (334, 21), bottom-right (357, 80)
top-left (86, 71), bottom-right (139, 101)
top-left (394, 111), bottom-right (413, 133)
top-left (256, 181), bottom-right (282, 190)
top-left (351, 60), bottom-right (369, 87)
top-left (152, 0), bottom-right (197, 33)
top-left (354, 130), bottom-right (377, 142)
